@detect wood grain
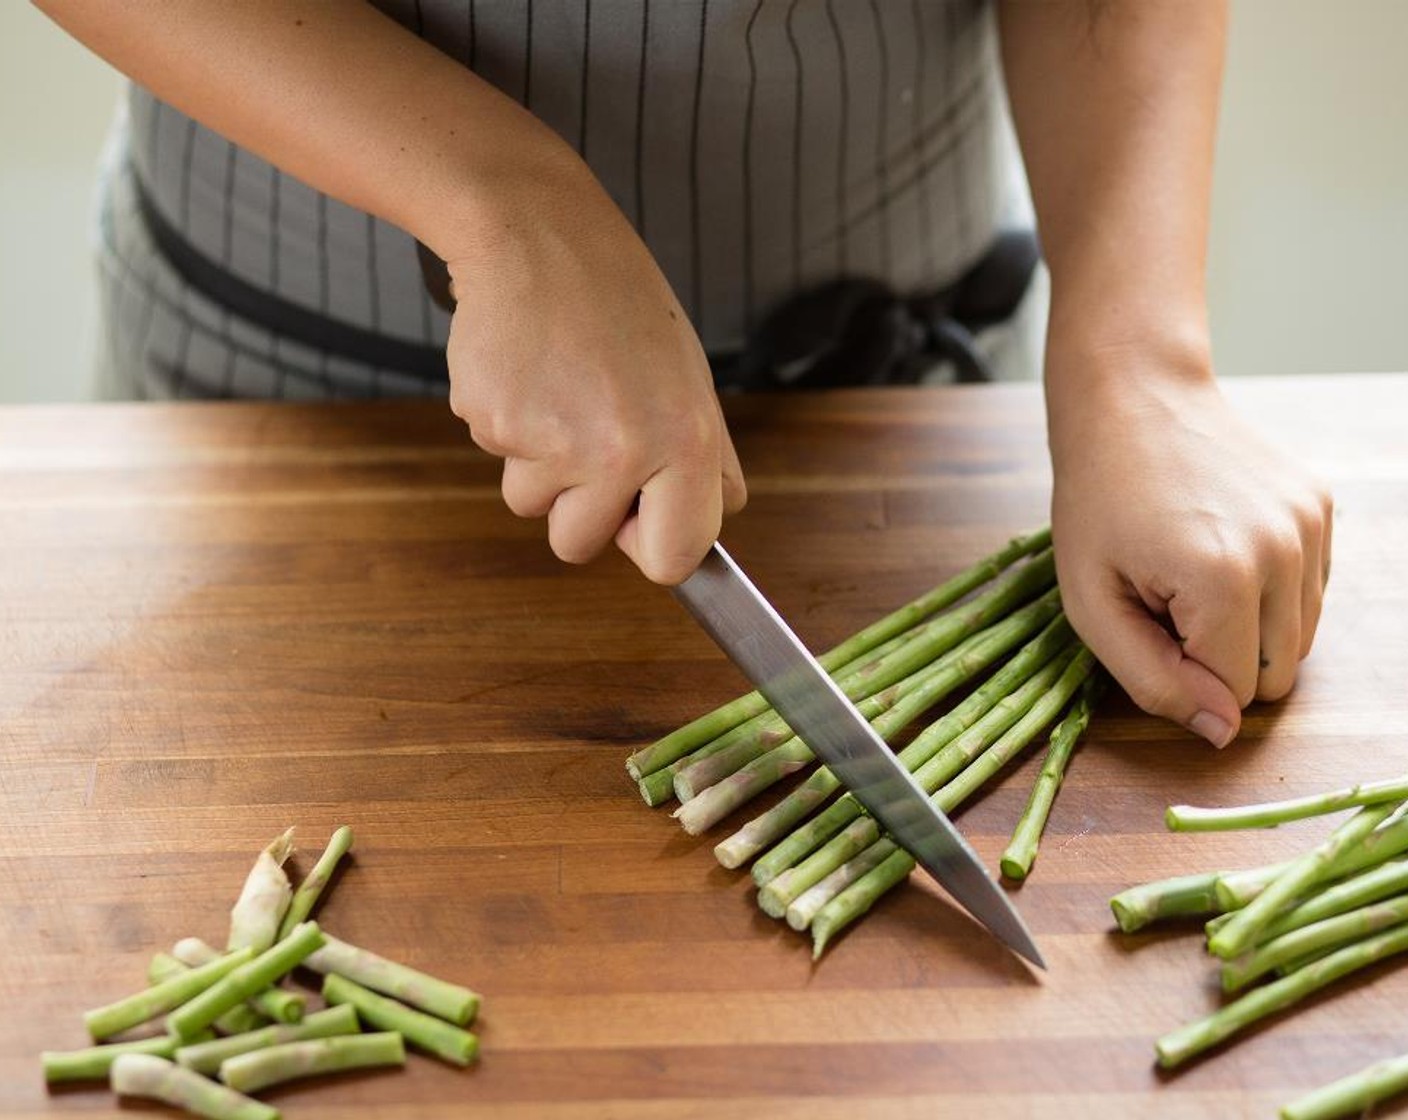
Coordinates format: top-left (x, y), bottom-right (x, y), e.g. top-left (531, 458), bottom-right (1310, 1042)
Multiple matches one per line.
top-left (3, 377), bottom-right (1408, 1118)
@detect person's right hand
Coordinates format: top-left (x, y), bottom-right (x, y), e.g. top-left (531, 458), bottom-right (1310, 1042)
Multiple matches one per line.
top-left (444, 156), bottom-right (746, 586)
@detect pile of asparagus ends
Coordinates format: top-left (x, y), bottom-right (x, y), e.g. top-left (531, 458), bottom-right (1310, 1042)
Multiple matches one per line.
top-left (41, 827), bottom-right (481, 1120)
top-left (627, 528), bottom-right (1106, 957)
top-left (1113, 781), bottom-right (1408, 1120)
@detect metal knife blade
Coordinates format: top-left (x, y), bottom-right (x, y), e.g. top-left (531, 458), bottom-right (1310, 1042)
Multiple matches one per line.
top-left (673, 542), bottom-right (1044, 969)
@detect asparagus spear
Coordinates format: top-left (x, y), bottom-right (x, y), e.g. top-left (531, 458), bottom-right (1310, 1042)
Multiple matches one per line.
top-left (625, 527), bottom-right (1051, 779)
top-left (277, 825), bottom-right (354, 939)
top-left (220, 1032), bottom-right (405, 1093)
top-left (228, 828), bottom-right (296, 954)
top-left (1280, 1052), bottom-right (1408, 1119)
top-left (1168, 775), bottom-right (1408, 832)
top-left (1208, 802), bottom-right (1403, 959)
top-left (1000, 672), bottom-right (1105, 881)
top-left (302, 934), bottom-right (480, 1026)
top-left (786, 842), bottom-right (895, 931)
top-left (718, 613), bottom-right (1074, 872)
top-left (1255, 859), bottom-right (1408, 943)
top-left (110, 1053), bottom-right (278, 1120)
top-left (43, 1034), bottom-right (182, 1084)
top-left (84, 947), bottom-right (254, 1041)
top-left (175, 1005), bottom-right (361, 1076)
top-left (1110, 873), bottom-right (1225, 934)
top-left (1155, 921), bottom-right (1408, 1068)
top-left (150, 953), bottom-right (271, 1035)
top-left (173, 938), bottom-right (305, 1025)
top-left (169, 922), bottom-right (325, 1042)
top-left (322, 974), bottom-right (478, 1067)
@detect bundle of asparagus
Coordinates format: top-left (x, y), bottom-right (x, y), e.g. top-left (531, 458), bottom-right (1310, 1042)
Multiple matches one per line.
top-left (41, 826), bottom-right (480, 1120)
top-left (1111, 779), bottom-right (1408, 1119)
top-left (628, 528), bottom-right (1106, 956)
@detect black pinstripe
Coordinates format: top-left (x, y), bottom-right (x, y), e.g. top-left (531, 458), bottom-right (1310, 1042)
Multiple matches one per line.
top-left (823, 0), bottom-right (849, 274)
top-left (740, 0), bottom-right (764, 330)
top-left (867, 0), bottom-right (892, 277)
top-left (634, 0), bottom-right (651, 231)
top-left (523, 0), bottom-right (534, 107)
top-left (784, 0), bottom-right (803, 291)
top-left (687, 0), bottom-right (710, 328)
top-left (578, 0), bottom-right (591, 156)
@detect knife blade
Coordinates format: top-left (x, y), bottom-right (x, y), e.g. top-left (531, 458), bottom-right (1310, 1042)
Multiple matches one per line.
top-left (673, 542), bottom-right (1044, 968)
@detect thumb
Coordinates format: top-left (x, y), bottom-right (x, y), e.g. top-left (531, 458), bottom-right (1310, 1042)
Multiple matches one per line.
top-left (1080, 595), bottom-right (1243, 749)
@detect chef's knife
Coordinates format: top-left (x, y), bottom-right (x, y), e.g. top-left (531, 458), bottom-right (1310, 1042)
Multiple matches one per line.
top-left (673, 542), bottom-right (1044, 968)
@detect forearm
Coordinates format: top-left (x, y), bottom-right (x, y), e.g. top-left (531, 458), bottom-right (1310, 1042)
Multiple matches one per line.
top-left (998, 0), bottom-right (1227, 384)
top-left (31, 0), bottom-right (591, 262)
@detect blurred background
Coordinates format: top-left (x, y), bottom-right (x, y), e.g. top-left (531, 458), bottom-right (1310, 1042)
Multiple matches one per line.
top-left (2, 1), bottom-right (1406, 402)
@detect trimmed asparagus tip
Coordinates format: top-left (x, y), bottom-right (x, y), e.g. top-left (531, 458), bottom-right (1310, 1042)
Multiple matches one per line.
top-left (276, 825), bottom-right (353, 940)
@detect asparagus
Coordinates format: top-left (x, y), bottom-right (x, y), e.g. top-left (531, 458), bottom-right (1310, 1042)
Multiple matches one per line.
top-left (322, 974), bottom-right (478, 1067)
top-left (150, 953), bottom-right (271, 1036)
top-left (1220, 892), bottom-right (1408, 992)
top-left (169, 922), bottom-right (325, 1042)
top-left (1208, 802), bottom-right (1402, 959)
top-left (43, 1034), bottom-right (181, 1084)
top-left (175, 1005), bottom-right (361, 1076)
top-left (228, 827), bottom-right (296, 954)
top-left (1000, 672), bottom-right (1105, 881)
top-left (1168, 775), bottom-right (1408, 832)
top-left (674, 589), bottom-right (1062, 834)
top-left (1256, 859), bottom-right (1408, 943)
top-left (1155, 921), bottom-right (1408, 1068)
top-left (174, 938), bottom-right (305, 1025)
top-left (303, 934), bottom-right (480, 1026)
top-left (277, 825), bottom-right (354, 939)
top-left (84, 947), bottom-right (254, 1041)
top-left (757, 643), bottom-right (1080, 918)
top-left (786, 842), bottom-right (895, 931)
top-left (625, 527), bottom-right (1051, 779)
top-left (720, 613), bottom-right (1074, 872)
top-left (220, 1032), bottom-right (405, 1093)
top-left (1281, 1052), bottom-right (1408, 1120)
top-left (808, 648), bottom-right (1097, 954)
top-left (110, 1053), bottom-right (278, 1120)
top-left (1110, 872), bottom-right (1225, 934)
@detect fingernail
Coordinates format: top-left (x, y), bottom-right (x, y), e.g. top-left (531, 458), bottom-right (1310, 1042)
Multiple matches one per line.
top-left (1190, 711), bottom-right (1234, 750)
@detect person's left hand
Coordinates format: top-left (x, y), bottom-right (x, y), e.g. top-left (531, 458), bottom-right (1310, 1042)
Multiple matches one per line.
top-left (1046, 339), bottom-right (1333, 748)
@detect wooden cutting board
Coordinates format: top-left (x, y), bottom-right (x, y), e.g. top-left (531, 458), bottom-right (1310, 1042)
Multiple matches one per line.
top-left (3, 376), bottom-right (1407, 1119)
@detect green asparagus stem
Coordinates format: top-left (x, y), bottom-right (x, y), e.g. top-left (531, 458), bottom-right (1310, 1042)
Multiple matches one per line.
top-left (625, 527), bottom-right (1051, 779)
top-left (786, 842), bottom-right (895, 931)
top-left (219, 1032), bottom-right (405, 1093)
top-left (173, 938), bottom-right (305, 1025)
top-left (1110, 873), bottom-right (1225, 934)
top-left (303, 934), bottom-right (480, 1026)
top-left (808, 648), bottom-right (1097, 953)
top-left (175, 1005), bottom-right (361, 1076)
top-left (228, 827), bottom-right (296, 954)
top-left (1000, 672), bottom-right (1105, 881)
top-left (110, 1053), bottom-right (278, 1120)
top-left (1208, 803), bottom-right (1402, 959)
top-left (43, 1035), bottom-right (181, 1084)
top-left (1168, 776), bottom-right (1408, 832)
top-left (84, 947), bottom-right (254, 1041)
top-left (1281, 1052), bottom-right (1408, 1120)
top-left (1155, 921), bottom-right (1408, 1069)
top-left (168, 922), bottom-right (325, 1042)
top-left (322, 974), bottom-right (478, 1067)
top-left (720, 614), bottom-right (1074, 873)
top-left (277, 825), bottom-right (353, 940)
top-left (758, 643), bottom-right (1080, 918)
top-left (1221, 892), bottom-right (1408, 992)
top-left (1256, 859), bottom-right (1408, 944)
top-left (148, 953), bottom-right (271, 1036)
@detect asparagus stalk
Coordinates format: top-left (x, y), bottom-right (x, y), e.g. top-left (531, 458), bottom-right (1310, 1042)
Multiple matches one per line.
top-left (1168, 775), bottom-right (1408, 832)
top-left (84, 947), bottom-right (254, 1041)
top-left (228, 827), bottom-right (296, 954)
top-left (220, 1032), bottom-right (405, 1093)
top-left (675, 589), bottom-right (1062, 834)
top-left (758, 643), bottom-right (1080, 918)
top-left (43, 1034), bottom-right (181, 1084)
top-left (808, 648), bottom-right (1097, 954)
top-left (302, 934), bottom-right (480, 1026)
top-left (174, 938), bottom-right (305, 1025)
top-left (175, 1005), bottom-right (361, 1076)
top-left (1000, 672), bottom-right (1105, 881)
top-left (786, 842), bottom-right (895, 931)
top-left (322, 974), bottom-right (478, 1067)
top-left (1208, 802), bottom-right (1403, 959)
top-left (720, 613), bottom-right (1074, 872)
top-left (1110, 872), bottom-right (1225, 934)
top-left (150, 953), bottom-right (271, 1036)
top-left (110, 1053), bottom-right (278, 1120)
top-left (277, 825), bottom-right (354, 939)
top-left (169, 922), bottom-right (325, 1042)
top-left (1155, 921), bottom-right (1408, 1069)
top-left (625, 527), bottom-right (1051, 779)
top-left (1281, 1052), bottom-right (1408, 1120)
top-left (1221, 892), bottom-right (1408, 992)
top-left (1256, 859), bottom-right (1408, 944)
